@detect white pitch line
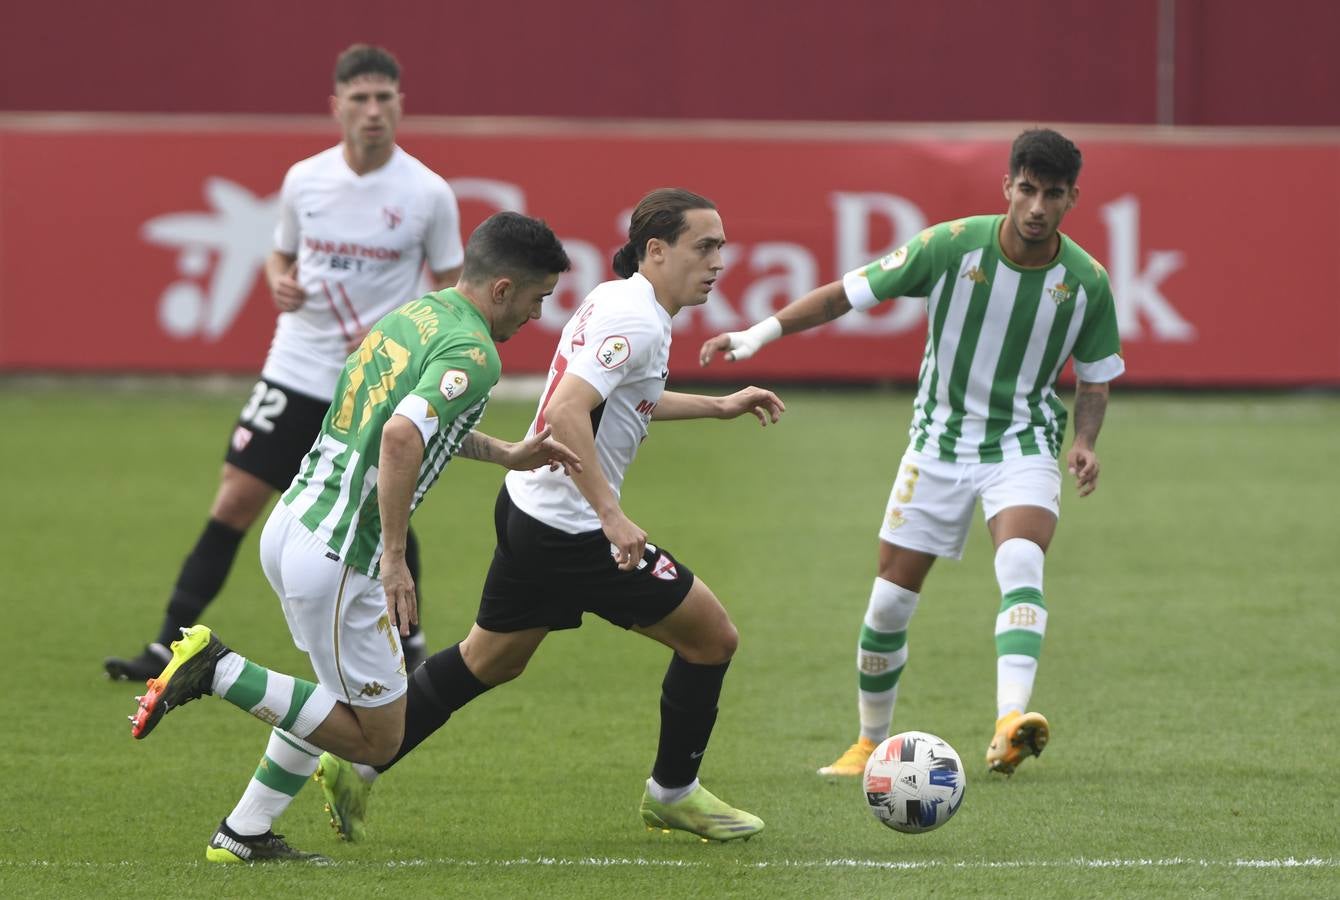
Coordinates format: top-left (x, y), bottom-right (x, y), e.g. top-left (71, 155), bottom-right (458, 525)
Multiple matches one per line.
top-left (2, 856), bottom-right (1337, 870)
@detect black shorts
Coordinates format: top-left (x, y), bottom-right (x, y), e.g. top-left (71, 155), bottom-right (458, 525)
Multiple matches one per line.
top-left (479, 485), bottom-right (696, 633)
top-left (223, 378), bottom-right (329, 491)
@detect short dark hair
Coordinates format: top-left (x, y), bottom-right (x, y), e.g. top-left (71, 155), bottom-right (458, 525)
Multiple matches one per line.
top-left (612, 188), bottom-right (717, 278)
top-left (1009, 128), bottom-right (1083, 186)
top-left (461, 212), bottom-right (571, 285)
top-left (333, 44), bottom-right (401, 86)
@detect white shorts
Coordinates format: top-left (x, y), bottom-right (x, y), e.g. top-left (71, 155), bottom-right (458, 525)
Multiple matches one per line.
top-left (259, 504), bottom-right (407, 708)
top-left (878, 449), bottom-right (1061, 560)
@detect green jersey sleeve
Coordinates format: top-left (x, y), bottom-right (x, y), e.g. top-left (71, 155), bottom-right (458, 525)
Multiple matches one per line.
top-left (841, 224), bottom-right (951, 311)
top-left (1070, 267), bottom-right (1126, 383)
top-left (393, 337), bottom-right (501, 445)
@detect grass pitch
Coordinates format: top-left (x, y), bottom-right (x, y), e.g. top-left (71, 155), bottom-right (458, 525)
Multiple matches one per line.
top-left (1, 384), bottom-right (1337, 898)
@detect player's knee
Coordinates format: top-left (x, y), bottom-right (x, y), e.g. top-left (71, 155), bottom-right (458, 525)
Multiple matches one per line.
top-left (994, 538), bottom-right (1045, 591)
top-left (363, 722), bottom-right (405, 767)
top-left (866, 577), bottom-right (919, 632)
top-left (684, 619), bottom-right (737, 665)
top-left (210, 467), bottom-right (274, 528)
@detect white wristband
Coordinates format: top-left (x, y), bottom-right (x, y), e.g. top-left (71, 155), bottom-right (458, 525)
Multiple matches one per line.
top-left (727, 316), bottom-right (782, 361)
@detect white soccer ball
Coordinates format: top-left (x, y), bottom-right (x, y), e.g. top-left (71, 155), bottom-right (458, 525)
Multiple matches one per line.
top-left (863, 731), bottom-right (966, 833)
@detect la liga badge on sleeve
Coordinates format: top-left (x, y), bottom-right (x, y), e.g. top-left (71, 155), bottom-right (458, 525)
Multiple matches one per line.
top-left (440, 370), bottom-right (469, 400)
top-left (597, 335), bottom-right (632, 369)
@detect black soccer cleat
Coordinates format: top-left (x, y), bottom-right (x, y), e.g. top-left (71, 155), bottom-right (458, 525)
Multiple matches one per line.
top-left (104, 642), bottom-right (172, 682)
top-left (205, 820), bottom-right (330, 864)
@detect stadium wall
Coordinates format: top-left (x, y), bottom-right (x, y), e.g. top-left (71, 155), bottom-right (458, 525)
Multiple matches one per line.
top-left (3, 0), bottom-right (1338, 127)
top-left (2, 116), bottom-right (1337, 387)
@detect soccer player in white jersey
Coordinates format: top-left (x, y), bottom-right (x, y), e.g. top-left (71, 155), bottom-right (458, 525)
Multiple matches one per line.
top-left (106, 45), bottom-right (462, 682)
top-left (701, 129), bottom-right (1123, 777)
top-left (128, 212), bottom-right (579, 863)
top-left (310, 189), bottom-right (787, 845)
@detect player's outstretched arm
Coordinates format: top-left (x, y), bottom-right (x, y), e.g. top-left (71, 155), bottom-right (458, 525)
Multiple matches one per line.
top-left (698, 280), bottom-right (851, 366)
top-left (379, 415), bottom-right (427, 635)
top-left (457, 426), bottom-right (582, 474)
top-left (1067, 380), bottom-right (1110, 498)
top-left (652, 388), bottom-right (785, 426)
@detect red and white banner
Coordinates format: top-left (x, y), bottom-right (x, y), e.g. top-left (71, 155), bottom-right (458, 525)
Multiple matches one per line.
top-left (2, 116), bottom-right (1337, 386)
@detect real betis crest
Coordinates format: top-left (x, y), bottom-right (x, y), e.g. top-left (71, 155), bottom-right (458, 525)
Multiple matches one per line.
top-left (1048, 282), bottom-right (1073, 305)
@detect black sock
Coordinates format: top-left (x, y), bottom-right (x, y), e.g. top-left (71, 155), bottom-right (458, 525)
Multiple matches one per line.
top-left (155, 519), bottom-right (245, 646)
top-left (376, 643), bottom-right (490, 773)
top-left (652, 654), bottom-right (730, 789)
top-left (405, 527), bottom-right (423, 640)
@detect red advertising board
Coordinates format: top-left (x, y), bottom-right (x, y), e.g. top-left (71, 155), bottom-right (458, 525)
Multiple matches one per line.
top-left (2, 116), bottom-right (1338, 386)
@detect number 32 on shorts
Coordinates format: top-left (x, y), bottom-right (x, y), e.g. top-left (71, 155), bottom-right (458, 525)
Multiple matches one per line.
top-left (239, 381), bottom-right (288, 434)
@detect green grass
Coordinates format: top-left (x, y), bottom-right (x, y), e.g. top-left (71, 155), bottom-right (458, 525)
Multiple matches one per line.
top-left (1, 384), bottom-right (1337, 898)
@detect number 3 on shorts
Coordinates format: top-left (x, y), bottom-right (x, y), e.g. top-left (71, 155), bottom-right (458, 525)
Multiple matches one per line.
top-left (894, 463), bottom-right (920, 504)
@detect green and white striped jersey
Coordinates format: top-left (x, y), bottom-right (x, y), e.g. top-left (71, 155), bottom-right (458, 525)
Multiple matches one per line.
top-left (843, 215), bottom-right (1124, 463)
top-left (281, 289), bottom-right (501, 575)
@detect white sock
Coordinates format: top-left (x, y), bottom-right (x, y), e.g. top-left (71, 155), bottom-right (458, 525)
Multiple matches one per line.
top-left (224, 729), bottom-right (320, 836)
top-left (993, 538), bottom-right (1047, 720)
top-left (857, 578), bottom-right (919, 742)
top-left (647, 776), bottom-right (698, 805)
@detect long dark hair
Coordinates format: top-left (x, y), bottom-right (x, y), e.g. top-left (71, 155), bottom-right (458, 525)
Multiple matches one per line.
top-left (611, 188), bottom-right (716, 278)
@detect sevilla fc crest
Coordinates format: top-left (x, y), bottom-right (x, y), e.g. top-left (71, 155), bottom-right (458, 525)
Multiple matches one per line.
top-left (231, 426), bottom-right (253, 452)
top-left (651, 554), bottom-right (678, 581)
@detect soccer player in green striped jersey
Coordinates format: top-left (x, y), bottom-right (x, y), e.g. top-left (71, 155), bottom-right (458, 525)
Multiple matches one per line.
top-left (129, 212), bottom-right (580, 862)
top-left (701, 128), bottom-right (1123, 778)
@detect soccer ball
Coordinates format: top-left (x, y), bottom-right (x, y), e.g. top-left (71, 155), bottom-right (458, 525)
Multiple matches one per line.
top-left (863, 731), bottom-right (966, 833)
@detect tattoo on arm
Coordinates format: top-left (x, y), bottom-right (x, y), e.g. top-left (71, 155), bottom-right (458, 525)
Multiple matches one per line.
top-left (821, 295), bottom-right (844, 322)
top-left (1072, 383), bottom-right (1109, 447)
top-left (456, 432), bottom-right (497, 462)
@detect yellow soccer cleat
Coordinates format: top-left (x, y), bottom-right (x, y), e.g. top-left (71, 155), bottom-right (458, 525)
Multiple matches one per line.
top-left (314, 752), bottom-right (371, 842)
top-left (986, 710), bottom-right (1050, 775)
top-left (817, 736), bottom-right (879, 776)
top-left (129, 625), bottom-right (228, 740)
top-left (639, 784), bottom-right (764, 842)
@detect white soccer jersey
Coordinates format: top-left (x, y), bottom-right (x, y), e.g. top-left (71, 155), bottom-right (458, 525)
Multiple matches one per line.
top-left (506, 273), bottom-right (672, 534)
top-left (263, 145), bottom-right (463, 399)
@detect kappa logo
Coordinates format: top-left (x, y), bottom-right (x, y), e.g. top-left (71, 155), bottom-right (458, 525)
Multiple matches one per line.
top-left (383, 206), bottom-right (404, 230)
top-left (467, 347), bottom-right (488, 367)
top-left (440, 369), bottom-right (470, 401)
top-left (359, 681), bottom-right (390, 698)
top-left (879, 245), bottom-right (909, 271)
top-left (231, 426), bottom-right (253, 452)
top-left (597, 335), bottom-right (632, 369)
top-left (651, 554), bottom-right (678, 581)
top-left (963, 266), bottom-right (989, 285)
